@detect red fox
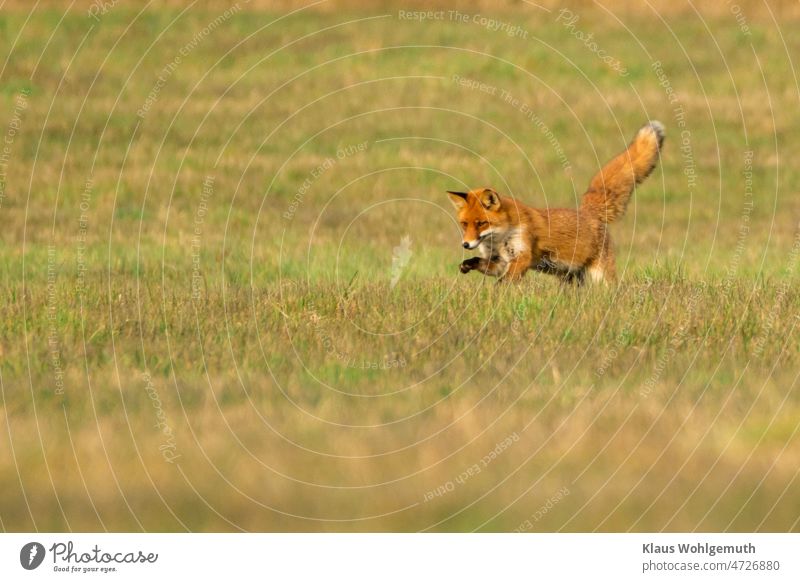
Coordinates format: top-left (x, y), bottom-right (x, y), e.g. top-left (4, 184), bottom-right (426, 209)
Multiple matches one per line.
top-left (448, 121), bottom-right (664, 284)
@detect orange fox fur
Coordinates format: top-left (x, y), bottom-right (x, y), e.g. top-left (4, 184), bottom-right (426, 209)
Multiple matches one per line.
top-left (448, 121), bottom-right (665, 284)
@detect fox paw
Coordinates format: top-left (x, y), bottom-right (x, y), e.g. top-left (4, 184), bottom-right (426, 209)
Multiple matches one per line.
top-left (460, 257), bottom-right (481, 273)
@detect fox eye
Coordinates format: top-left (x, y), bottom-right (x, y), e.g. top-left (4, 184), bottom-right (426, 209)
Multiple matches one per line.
top-left (460, 221), bottom-right (467, 228)
top-left (476, 221), bottom-right (488, 227)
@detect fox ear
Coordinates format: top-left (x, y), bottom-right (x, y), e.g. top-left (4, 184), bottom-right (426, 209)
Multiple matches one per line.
top-left (447, 190), bottom-right (469, 209)
top-left (479, 188), bottom-right (501, 211)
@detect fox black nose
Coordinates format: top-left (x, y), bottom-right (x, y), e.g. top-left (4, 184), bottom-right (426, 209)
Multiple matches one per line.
top-left (463, 242), bottom-right (469, 249)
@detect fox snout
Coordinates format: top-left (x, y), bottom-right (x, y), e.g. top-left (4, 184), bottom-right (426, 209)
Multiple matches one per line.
top-left (463, 239), bottom-right (480, 250)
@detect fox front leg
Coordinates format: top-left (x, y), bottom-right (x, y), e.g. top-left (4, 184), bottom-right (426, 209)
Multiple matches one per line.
top-left (498, 252), bottom-right (533, 283)
top-left (460, 256), bottom-right (505, 277)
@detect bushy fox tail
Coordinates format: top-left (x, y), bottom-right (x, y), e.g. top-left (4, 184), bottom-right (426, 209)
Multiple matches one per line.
top-left (581, 121), bottom-right (665, 223)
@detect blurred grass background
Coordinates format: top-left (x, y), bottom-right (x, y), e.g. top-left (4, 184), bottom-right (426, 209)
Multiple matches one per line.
top-left (0, 0), bottom-right (799, 531)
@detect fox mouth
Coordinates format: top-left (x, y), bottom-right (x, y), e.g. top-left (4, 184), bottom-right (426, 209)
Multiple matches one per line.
top-left (463, 228), bottom-right (498, 250)
top-left (463, 233), bottom-right (494, 250)
top-left (478, 229), bottom-right (500, 246)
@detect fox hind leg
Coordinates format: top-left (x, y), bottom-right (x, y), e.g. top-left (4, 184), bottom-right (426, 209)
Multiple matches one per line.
top-left (587, 234), bottom-right (616, 284)
top-left (587, 263), bottom-right (607, 284)
top-left (561, 269), bottom-right (586, 286)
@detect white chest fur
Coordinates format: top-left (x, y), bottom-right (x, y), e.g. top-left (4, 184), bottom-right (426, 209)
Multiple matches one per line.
top-left (500, 227), bottom-right (527, 261)
top-left (478, 227), bottom-right (527, 264)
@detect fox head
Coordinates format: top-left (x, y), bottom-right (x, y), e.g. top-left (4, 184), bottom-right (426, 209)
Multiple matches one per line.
top-left (447, 188), bottom-right (506, 250)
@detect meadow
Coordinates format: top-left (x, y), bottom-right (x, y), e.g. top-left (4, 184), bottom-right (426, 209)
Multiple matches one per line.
top-left (1, 1), bottom-right (799, 531)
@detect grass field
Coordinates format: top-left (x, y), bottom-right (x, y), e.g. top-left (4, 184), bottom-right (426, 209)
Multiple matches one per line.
top-left (1, 1), bottom-right (800, 532)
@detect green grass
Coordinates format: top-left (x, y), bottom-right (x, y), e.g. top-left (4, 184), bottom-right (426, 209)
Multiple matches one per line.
top-left (1, 2), bottom-right (799, 532)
